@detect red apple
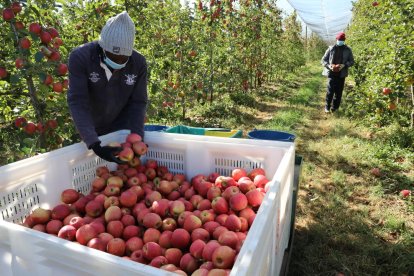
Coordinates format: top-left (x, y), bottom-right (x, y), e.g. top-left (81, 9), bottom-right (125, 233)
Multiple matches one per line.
top-left (15, 58), bottom-right (25, 69)
top-left (61, 189), bottom-right (80, 204)
top-left (190, 239), bottom-right (206, 259)
top-left (165, 248), bottom-right (183, 266)
top-left (162, 217), bottom-right (177, 231)
top-left (87, 237), bottom-right (106, 251)
top-left (212, 245), bottom-right (236, 269)
top-left (107, 238), bottom-right (126, 256)
top-left (118, 147), bottom-right (134, 162)
top-left (150, 256), bottom-right (168, 268)
top-left (120, 189), bottom-right (138, 208)
top-left (246, 189), bottom-right (264, 207)
top-left (126, 133), bottom-right (142, 144)
top-left (24, 122), bottom-right (36, 134)
top-left (211, 197), bottom-right (229, 214)
top-left (248, 168), bottom-right (266, 180)
top-left (401, 189), bottom-right (411, 198)
top-left (76, 224), bottom-right (97, 245)
top-left (171, 228), bottom-right (191, 249)
top-left (132, 141), bottom-right (148, 156)
top-left (32, 224), bottom-right (46, 232)
top-left (20, 37), bottom-right (31, 49)
top-left (125, 237), bottom-right (144, 256)
top-left (191, 228), bottom-right (210, 243)
top-left (143, 228), bottom-right (161, 244)
top-left (253, 174), bottom-right (269, 188)
top-left (231, 168), bottom-right (247, 181)
top-left (52, 82), bottom-right (63, 93)
top-left (238, 178), bottom-right (255, 193)
top-left (40, 31), bottom-right (52, 44)
top-left (169, 200), bottom-right (186, 218)
top-left (207, 186), bottom-right (222, 201)
top-left (48, 50), bottom-right (61, 61)
top-left (14, 21), bottom-right (24, 30)
top-left (29, 23), bottom-right (42, 34)
top-left (2, 8), bottom-right (15, 21)
top-left (142, 212), bottom-right (162, 229)
top-left (183, 214), bottom-right (202, 232)
top-left (85, 200), bottom-right (103, 217)
top-left (56, 63), bottom-right (68, 76)
top-left (48, 27), bottom-right (59, 38)
top-left (105, 206), bottom-right (122, 222)
top-left (142, 241), bottom-right (162, 260)
top-left (202, 240), bottom-right (221, 261)
top-left (0, 67), bottom-right (8, 79)
top-left (107, 175), bottom-right (123, 188)
top-left (158, 230), bottom-right (173, 248)
top-left (107, 220), bottom-right (124, 238)
top-left (222, 186), bottom-right (240, 201)
top-left (224, 214), bottom-right (241, 232)
top-left (179, 253), bottom-right (198, 274)
top-left (57, 225), bottom-right (77, 241)
top-left (51, 204), bottom-right (71, 220)
top-left (68, 216), bottom-right (85, 229)
top-left (46, 219), bottom-right (63, 235)
top-left (229, 193), bottom-right (248, 211)
top-left (11, 2), bottom-right (22, 14)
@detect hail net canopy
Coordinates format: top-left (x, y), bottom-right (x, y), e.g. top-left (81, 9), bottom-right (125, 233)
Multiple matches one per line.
top-left (287, 0), bottom-right (354, 43)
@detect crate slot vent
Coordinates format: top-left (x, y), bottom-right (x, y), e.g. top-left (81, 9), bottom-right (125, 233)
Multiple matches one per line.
top-left (1, 183), bottom-right (40, 223)
top-left (214, 157), bottom-right (263, 176)
top-left (146, 149), bottom-right (185, 174)
top-left (71, 157), bottom-right (104, 194)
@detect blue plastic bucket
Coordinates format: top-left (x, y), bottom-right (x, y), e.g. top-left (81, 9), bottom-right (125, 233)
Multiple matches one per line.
top-left (144, 124), bottom-right (168, 132)
top-left (247, 130), bottom-right (296, 142)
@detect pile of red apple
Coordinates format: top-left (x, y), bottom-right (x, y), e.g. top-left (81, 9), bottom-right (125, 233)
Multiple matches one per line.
top-left (21, 133), bottom-right (271, 276)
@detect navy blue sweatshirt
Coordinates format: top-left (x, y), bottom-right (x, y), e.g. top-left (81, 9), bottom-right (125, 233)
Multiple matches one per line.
top-left (67, 41), bottom-right (148, 148)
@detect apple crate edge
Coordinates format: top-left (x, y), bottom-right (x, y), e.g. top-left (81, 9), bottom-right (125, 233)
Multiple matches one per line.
top-left (0, 130), bottom-right (295, 276)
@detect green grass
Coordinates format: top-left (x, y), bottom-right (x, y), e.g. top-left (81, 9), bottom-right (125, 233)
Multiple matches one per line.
top-left (163, 61), bottom-right (414, 275)
top-left (223, 62), bottom-right (414, 275)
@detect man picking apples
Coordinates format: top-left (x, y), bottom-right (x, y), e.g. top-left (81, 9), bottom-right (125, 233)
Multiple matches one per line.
top-left (67, 12), bottom-right (147, 164)
top-left (321, 32), bottom-right (354, 113)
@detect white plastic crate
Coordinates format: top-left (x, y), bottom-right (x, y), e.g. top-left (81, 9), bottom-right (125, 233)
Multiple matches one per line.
top-left (0, 130), bottom-right (295, 276)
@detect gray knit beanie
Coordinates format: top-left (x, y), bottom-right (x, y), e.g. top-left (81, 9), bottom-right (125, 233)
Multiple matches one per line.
top-left (98, 11), bottom-right (135, 56)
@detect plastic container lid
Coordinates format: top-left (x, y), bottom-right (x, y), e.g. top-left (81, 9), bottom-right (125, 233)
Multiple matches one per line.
top-left (247, 130), bottom-right (296, 142)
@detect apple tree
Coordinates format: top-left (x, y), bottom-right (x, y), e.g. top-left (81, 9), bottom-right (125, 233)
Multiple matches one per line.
top-left (0, 0), bottom-right (77, 163)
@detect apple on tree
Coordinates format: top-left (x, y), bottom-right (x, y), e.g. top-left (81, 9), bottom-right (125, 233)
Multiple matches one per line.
top-left (2, 8), bottom-right (15, 21)
top-left (0, 67), bottom-right (7, 79)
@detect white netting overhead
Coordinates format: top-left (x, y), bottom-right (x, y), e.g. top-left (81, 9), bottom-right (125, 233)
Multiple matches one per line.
top-left (287, 0), bottom-right (354, 43)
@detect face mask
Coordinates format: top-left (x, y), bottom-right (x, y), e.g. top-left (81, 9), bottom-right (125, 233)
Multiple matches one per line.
top-left (103, 53), bottom-right (128, 70)
top-left (336, 40), bottom-right (345, 46)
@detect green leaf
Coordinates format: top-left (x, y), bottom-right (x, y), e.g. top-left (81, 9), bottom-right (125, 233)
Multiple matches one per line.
top-left (35, 52), bottom-right (44, 63)
top-left (38, 72), bottom-right (47, 82)
top-left (29, 6), bottom-right (42, 18)
top-left (21, 147), bottom-right (31, 154)
top-left (22, 138), bottom-right (35, 146)
top-left (10, 75), bottom-right (20, 84)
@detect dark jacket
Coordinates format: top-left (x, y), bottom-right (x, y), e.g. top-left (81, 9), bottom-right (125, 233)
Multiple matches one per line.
top-left (321, 44), bottom-right (354, 78)
top-left (67, 41), bottom-right (148, 148)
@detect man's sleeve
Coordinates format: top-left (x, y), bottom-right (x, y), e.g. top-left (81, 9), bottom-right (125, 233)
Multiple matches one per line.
top-left (126, 58), bottom-right (148, 140)
top-left (345, 48), bottom-right (355, 68)
top-left (321, 47), bottom-right (331, 69)
top-left (67, 50), bottom-right (100, 148)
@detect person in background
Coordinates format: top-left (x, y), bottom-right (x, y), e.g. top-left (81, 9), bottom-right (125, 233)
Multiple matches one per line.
top-left (67, 11), bottom-right (148, 164)
top-left (321, 32), bottom-right (355, 113)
